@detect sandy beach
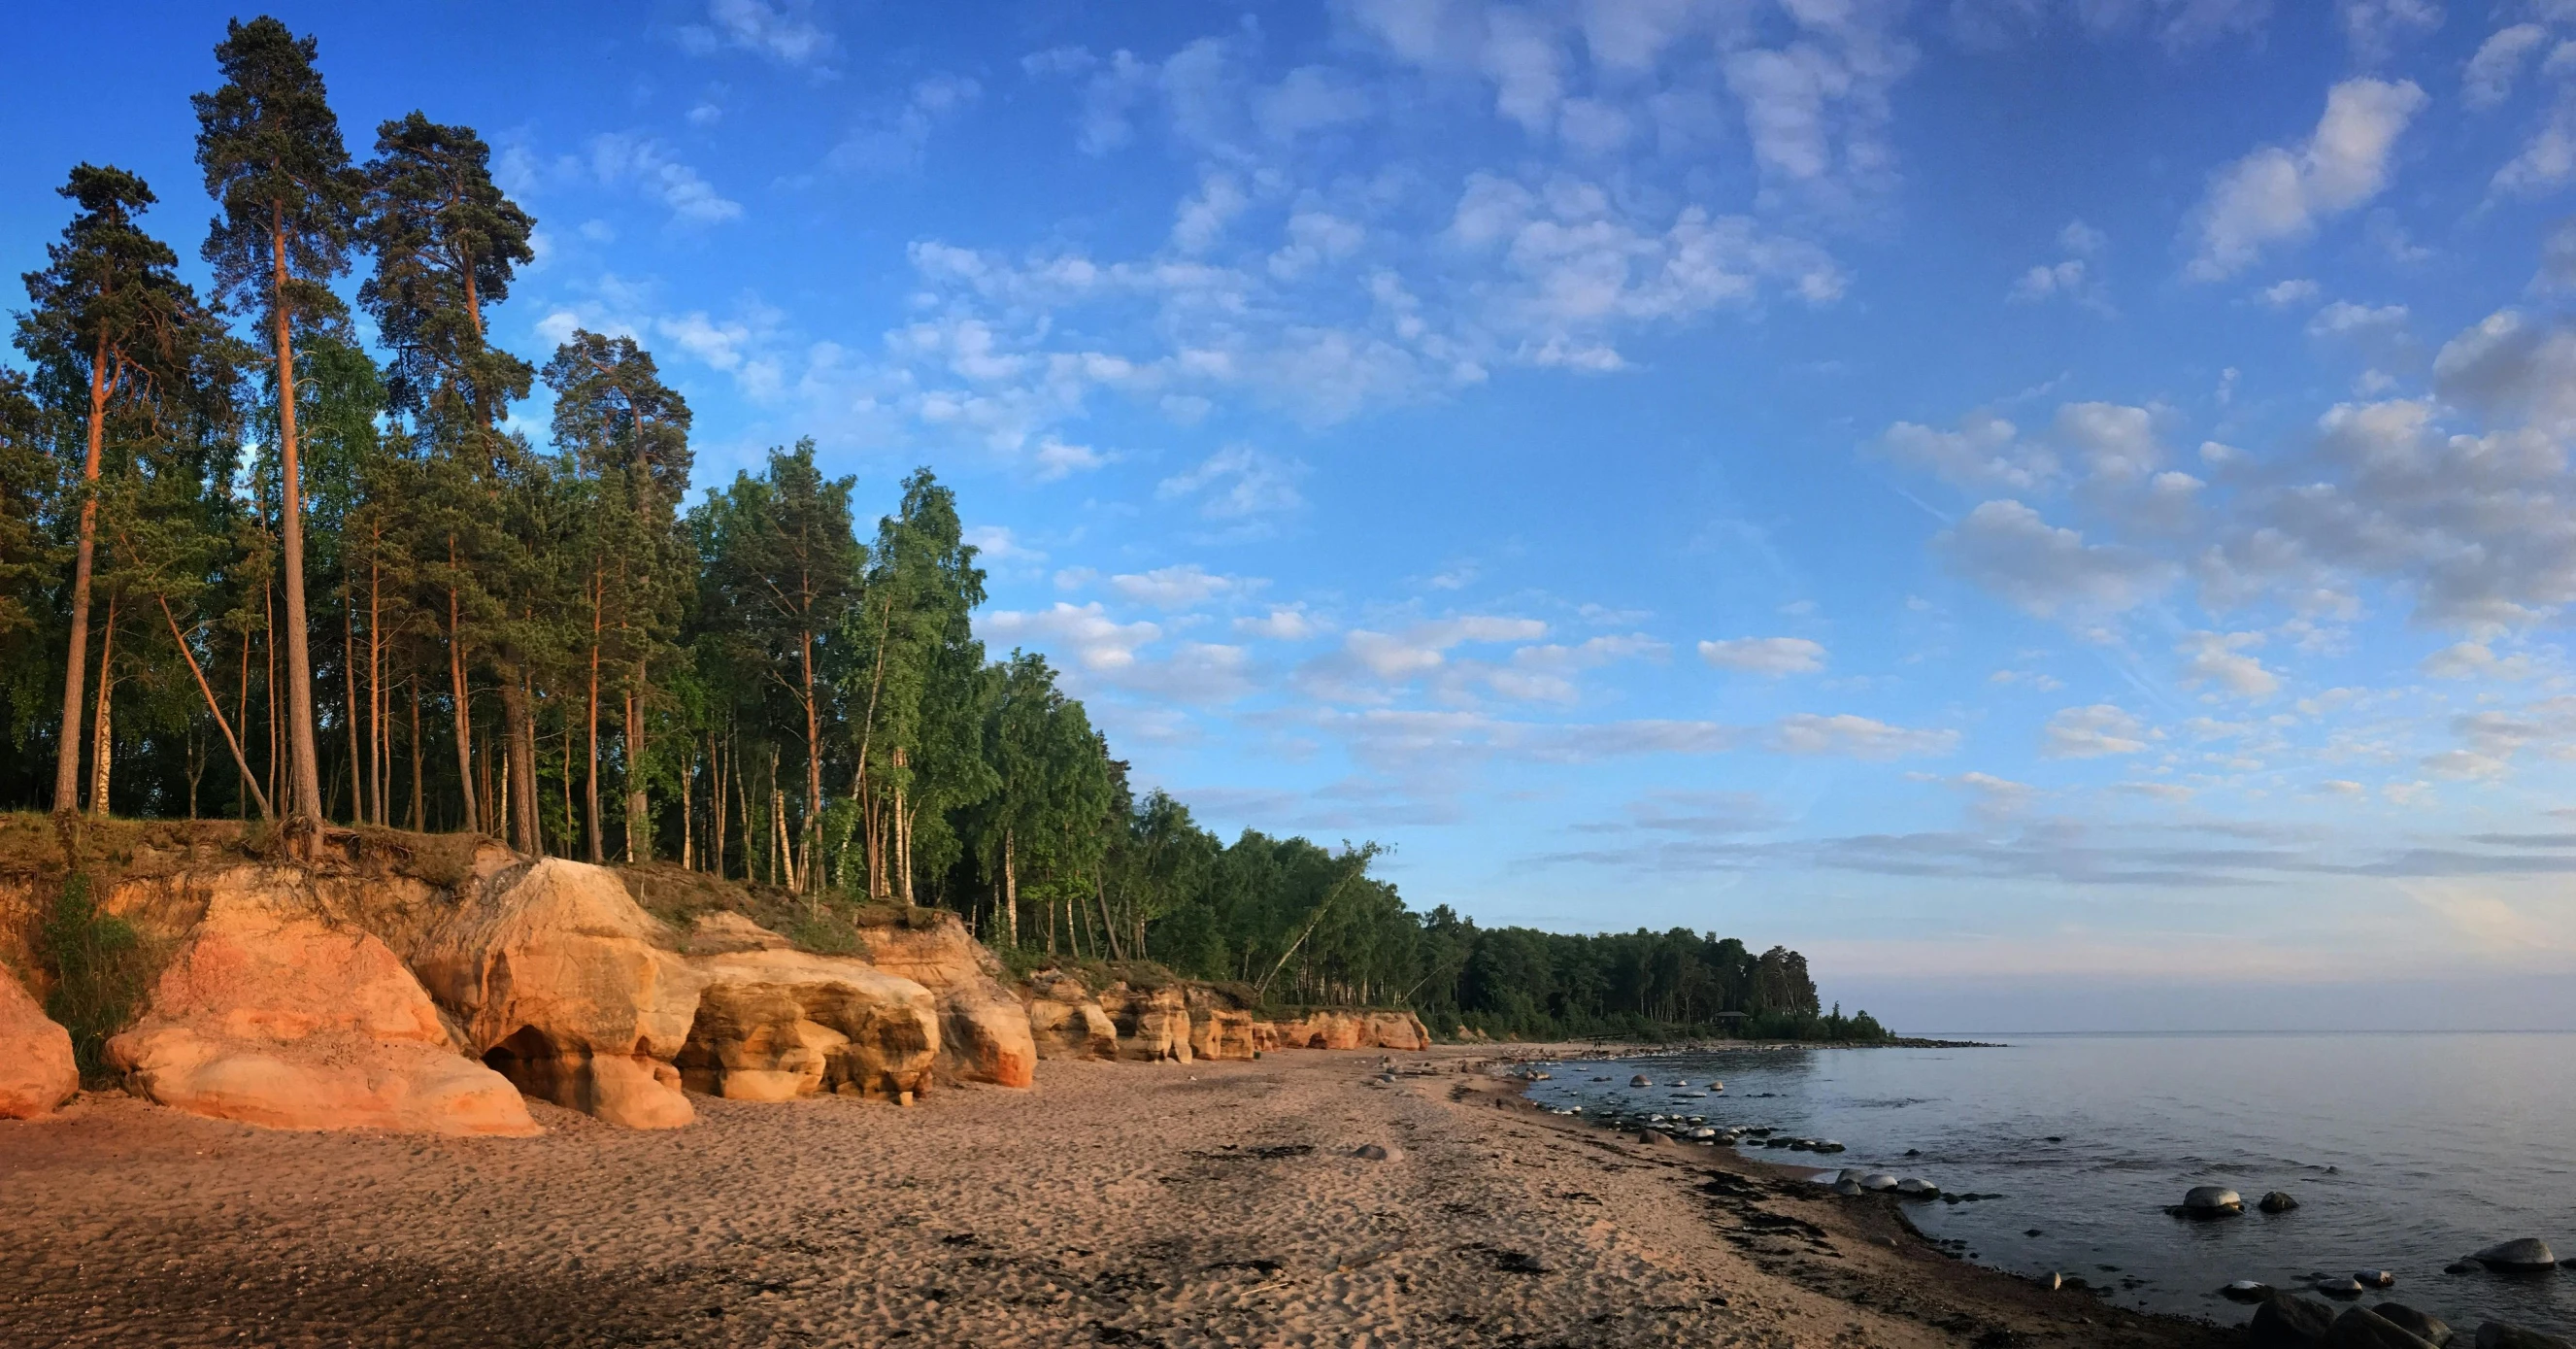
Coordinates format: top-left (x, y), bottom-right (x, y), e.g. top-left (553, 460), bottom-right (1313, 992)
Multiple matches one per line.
top-left (1, 1046), bottom-right (2235, 1348)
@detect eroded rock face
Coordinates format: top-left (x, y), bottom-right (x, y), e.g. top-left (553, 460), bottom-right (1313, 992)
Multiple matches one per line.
top-left (1363, 1011), bottom-right (1431, 1051)
top-left (102, 886), bottom-right (536, 1136)
top-left (0, 959), bottom-right (79, 1119)
top-left (1021, 970), bottom-right (1117, 1062)
top-left (1098, 983), bottom-right (1191, 1062)
top-left (851, 913), bottom-right (1035, 1089)
top-left (412, 859), bottom-right (701, 1129)
top-left (679, 945), bottom-right (939, 1102)
top-left (1189, 1007), bottom-right (1258, 1062)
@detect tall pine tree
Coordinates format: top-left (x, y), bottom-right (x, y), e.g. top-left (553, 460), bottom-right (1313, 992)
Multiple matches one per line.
top-left (193, 17), bottom-right (360, 851)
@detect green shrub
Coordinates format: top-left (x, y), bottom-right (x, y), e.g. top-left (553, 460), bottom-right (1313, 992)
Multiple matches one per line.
top-left (40, 873), bottom-right (154, 1084)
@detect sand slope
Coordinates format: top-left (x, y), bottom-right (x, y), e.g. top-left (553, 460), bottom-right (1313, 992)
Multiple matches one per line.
top-left (0, 1048), bottom-right (2231, 1347)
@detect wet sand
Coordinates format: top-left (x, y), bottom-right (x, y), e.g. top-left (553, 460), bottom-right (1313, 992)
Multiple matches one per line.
top-left (1, 1047), bottom-right (2235, 1347)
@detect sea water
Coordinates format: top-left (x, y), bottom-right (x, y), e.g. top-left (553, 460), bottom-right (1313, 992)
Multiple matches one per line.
top-left (1520, 1031), bottom-right (2576, 1334)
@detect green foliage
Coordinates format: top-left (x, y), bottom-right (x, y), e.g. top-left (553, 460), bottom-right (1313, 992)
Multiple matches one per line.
top-left (39, 873), bottom-right (153, 1083)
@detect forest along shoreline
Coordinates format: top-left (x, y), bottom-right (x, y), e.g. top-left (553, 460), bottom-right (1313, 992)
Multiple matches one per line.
top-left (4, 9), bottom-right (1893, 1053)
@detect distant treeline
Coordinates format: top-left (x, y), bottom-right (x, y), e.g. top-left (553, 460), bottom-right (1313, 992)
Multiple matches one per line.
top-left (0, 15), bottom-right (1888, 1042)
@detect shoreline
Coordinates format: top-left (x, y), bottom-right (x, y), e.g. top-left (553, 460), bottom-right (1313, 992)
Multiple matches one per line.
top-left (4, 1043), bottom-right (2230, 1347)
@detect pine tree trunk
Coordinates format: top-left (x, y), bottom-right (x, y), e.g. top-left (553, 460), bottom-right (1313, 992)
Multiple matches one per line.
top-left (51, 333), bottom-right (111, 815)
top-left (1003, 829), bottom-right (1019, 947)
top-left (408, 676), bottom-right (424, 831)
top-left (344, 580), bottom-right (361, 826)
top-left (448, 578), bottom-right (478, 834)
top-left (237, 627), bottom-right (251, 821)
top-left (799, 628), bottom-right (820, 893)
top-left (585, 579), bottom-right (603, 862)
top-left (271, 216), bottom-right (325, 851)
top-left (369, 553), bottom-right (384, 826)
top-left (88, 599), bottom-right (116, 817)
top-left (626, 668), bottom-right (649, 862)
top-left (265, 584), bottom-right (278, 814)
top-left (502, 674), bottom-right (541, 856)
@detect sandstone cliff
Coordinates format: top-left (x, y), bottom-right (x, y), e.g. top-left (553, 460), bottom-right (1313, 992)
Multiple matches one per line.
top-left (0, 959), bottom-right (78, 1119)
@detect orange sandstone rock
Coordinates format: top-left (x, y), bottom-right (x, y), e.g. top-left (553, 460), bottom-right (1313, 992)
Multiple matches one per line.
top-left (1020, 970), bottom-right (1118, 1062)
top-left (851, 913), bottom-right (1036, 1089)
top-left (411, 859), bottom-right (702, 1129)
top-left (679, 945), bottom-right (940, 1102)
top-left (1098, 983), bottom-right (1192, 1063)
top-left (1189, 1007), bottom-right (1259, 1062)
top-left (0, 959), bottom-right (78, 1119)
top-left (102, 887), bottom-right (537, 1135)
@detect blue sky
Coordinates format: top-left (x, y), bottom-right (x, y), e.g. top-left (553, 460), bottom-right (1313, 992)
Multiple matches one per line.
top-left (15, 0), bottom-right (2576, 1029)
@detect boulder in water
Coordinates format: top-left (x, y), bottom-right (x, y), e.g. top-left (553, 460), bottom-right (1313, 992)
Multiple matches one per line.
top-left (1831, 1178), bottom-right (1864, 1197)
top-left (2248, 1292), bottom-right (2338, 1347)
top-left (2222, 1280), bottom-right (2274, 1302)
top-left (1859, 1172), bottom-right (1898, 1191)
top-left (1895, 1177), bottom-right (1939, 1197)
top-left (2181, 1185), bottom-right (2244, 1217)
top-left (2260, 1191), bottom-right (2301, 1213)
top-left (2472, 1238), bottom-right (2557, 1272)
top-left (2315, 1276), bottom-right (2366, 1298)
top-left (2356, 1270), bottom-right (2395, 1290)
top-left (1630, 1074), bottom-right (1653, 1087)
top-left (2326, 1304), bottom-right (2441, 1348)
top-left (2370, 1303), bottom-right (2451, 1347)
top-left (2471, 1324), bottom-right (2573, 1349)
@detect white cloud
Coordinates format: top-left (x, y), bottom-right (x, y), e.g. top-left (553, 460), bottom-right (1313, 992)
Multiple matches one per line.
top-left (1172, 172), bottom-right (1249, 254)
top-left (1234, 607), bottom-right (1321, 640)
top-left (2178, 630), bottom-right (2282, 698)
top-left (1879, 411), bottom-right (2057, 489)
top-left (2338, 0), bottom-right (2441, 65)
top-left (962, 524), bottom-right (1041, 563)
top-left (2465, 24), bottom-right (2549, 110)
top-left (677, 0), bottom-right (836, 68)
top-left (1108, 563), bottom-right (1258, 609)
top-left (2259, 278), bottom-right (2322, 308)
top-left (1342, 617), bottom-right (1551, 680)
top-left (1256, 66), bottom-right (1372, 140)
top-left (2059, 219), bottom-right (2108, 254)
top-left (2009, 258), bottom-right (2087, 303)
top-left (826, 75), bottom-right (983, 173)
top-left (2044, 704), bottom-right (2153, 758)
top-left (1698, 636), bottom-right (1827, 676)
top-left (2055, 401), bottom-right (2161, 482)
top-left (1032, 436), bottom-right (1108, 481)
top-left (585, 134), bottom-right (743, 224)
top-left (1768, 714), bottom-right (1959, 760)
top-left (2494, 90), bottom-right (2576, 196)
top-left (2185, 78), bottom-right (2426, 280)
top-left (978, 602), bottom-right (1160, 671)
top-left (2423, 641), bottom-right (2534, 680)
top-left (1939, 499), bottom-right (2177, 621)
top-left (1156, 445), bottom-right (1309, 522)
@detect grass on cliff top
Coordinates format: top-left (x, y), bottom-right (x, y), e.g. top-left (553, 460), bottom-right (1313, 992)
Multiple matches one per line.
top-left (614, 862), bottom-right (953, 956)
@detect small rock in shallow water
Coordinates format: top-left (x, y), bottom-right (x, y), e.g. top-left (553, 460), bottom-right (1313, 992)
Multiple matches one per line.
top-left (2182, 1186), bottom-right (2245, 1217)
top-left (2370, 1302), bottom-right (2450, 1346)
top-left (2356, 1270), bottom-right (2395, 1289)
top-left (1630, 1074), bottom-right (1653, 1088)
top-left (2314, 1276), bottom-right (2365, 1298)
top-left (2260, 1191), bottom-right (2300, 1213)
top-left (2472, 1238), bottom-right (2557, 1272)
top-left (1860, 1173), bottom-right (1898, 1192)
top-left (2472, 1323), bottom-right (2575, 1349)
top-left (2248, 1293), bottom-right (2336, 1346)
top-left (2329, 1304), bottom-right (2441, 1348)
top-left (1895, 1178), bottom-right (1938, 1197)
top-left (2221, 1280), bottom-right (2273, 1302)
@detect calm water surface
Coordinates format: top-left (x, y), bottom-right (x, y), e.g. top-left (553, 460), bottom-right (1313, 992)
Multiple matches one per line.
top-left (1522, 1032), bottom-right (2576, 1333)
